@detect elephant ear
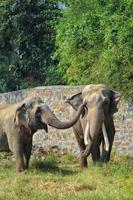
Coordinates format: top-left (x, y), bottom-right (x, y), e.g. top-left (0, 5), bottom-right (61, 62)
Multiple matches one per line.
top-left (65, 92), bottom-right (86, 118)
top-left (14, 103), bottom-right (30, 131)
top-left (110, 90), bottom-right (121, 114)
top-left (65, 92), bottom-right (83, 110)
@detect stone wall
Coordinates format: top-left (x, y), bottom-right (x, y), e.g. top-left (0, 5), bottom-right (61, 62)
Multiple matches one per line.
top-left (0, 86), bottom-right (133, 157)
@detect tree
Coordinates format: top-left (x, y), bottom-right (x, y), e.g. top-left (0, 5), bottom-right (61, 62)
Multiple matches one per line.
top-left (55, 0), bottom-right (133, 97)
top-left (0, 0), bottom-right (63, 92)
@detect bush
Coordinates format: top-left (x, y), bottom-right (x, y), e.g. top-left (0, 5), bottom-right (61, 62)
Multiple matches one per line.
top-left (55, 0), bottom-right (133, 98)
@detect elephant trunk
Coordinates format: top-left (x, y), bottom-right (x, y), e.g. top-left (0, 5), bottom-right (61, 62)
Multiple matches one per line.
top-left (84, 108), bottom-right (109, 151)
top-left (81, 139), bottom-right (93, 160)
top-left (41, 103), bottom-right (86, 129)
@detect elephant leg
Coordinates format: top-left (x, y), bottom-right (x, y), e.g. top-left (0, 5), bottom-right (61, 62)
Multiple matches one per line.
top-left (100, 140), bottom-right (108, 162)
top-left (13, 132), bottom-right (25, 172)
top-left (0, 133), bottom-right (10, 151)
top-left (101, 119), bottom-right (115, 162)
top-left (73, 128), bottom-right (88, 169)
top-left (23, 140), bottom-right (32, 169)
top-left (91, 144), bottom-right (100, 164)
top-left (81, 141), bottom-right (93, 170)
top-left (91, 133), bottom-right (102, 164)
top-left (107, 132), bottom-right (115, 162)
top-left (79, 139), bottom-right (88, 169)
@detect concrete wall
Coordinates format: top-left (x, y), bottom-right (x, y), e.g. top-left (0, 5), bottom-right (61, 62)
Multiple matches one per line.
top-left (0, 86), bottom-right (133, 157)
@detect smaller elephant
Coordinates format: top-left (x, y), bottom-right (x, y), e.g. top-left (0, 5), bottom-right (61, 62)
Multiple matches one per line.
top-left (0, 97), bottom-right (85, 172)
top-left (65, 84), bottom-right (121, 170)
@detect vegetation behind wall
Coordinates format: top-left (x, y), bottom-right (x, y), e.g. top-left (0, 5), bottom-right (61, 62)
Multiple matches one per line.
top-left (55, 0), bottom-right (133, 98)
top-left (0, 0), bottom-right (132, 98)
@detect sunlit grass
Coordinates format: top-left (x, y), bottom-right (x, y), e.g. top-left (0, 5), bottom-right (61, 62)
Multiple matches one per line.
top-left (0, 152), bottom-right (133, 200)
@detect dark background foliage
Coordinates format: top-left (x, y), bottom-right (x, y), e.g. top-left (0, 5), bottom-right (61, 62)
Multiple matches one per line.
top-left (0, 0), bottom-right (64, 92)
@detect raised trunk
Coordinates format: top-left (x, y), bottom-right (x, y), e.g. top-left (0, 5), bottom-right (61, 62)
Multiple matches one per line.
top-left (41, 103), bottom-right (86, 129)
top-left (81, 139), bottom-right (93, 160)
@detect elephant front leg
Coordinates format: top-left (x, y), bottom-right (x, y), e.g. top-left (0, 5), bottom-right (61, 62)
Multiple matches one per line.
top-left (91, 146), bottom-right (100, 164)
top-left (79, 140), bottom-right (88, 169)
top-left (73, 128), bottom-right (88, 169)
top-left (106, 132), bottom-right (115, 162)
top-left (23, 140), bottom-right (32, 169)
top-left (13, 133), bottom-right (25, 172)
top-left (14, 149), bottom-right (25, 172)
top-left (100, 140), bottom-right (108, 163)
top-left (101, 119), bottom-right (115, 162)
top-left (91, 135), bottom-right (102, 164)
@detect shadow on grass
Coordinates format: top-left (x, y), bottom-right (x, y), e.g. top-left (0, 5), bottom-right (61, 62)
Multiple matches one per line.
top-left (30, 157), bottom-right (77, 176)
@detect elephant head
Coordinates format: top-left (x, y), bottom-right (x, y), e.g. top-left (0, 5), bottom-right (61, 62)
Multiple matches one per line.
top-left (82, 84), bottom-right (121, 152)
top-left (14, 97), bottom-right (86, 134)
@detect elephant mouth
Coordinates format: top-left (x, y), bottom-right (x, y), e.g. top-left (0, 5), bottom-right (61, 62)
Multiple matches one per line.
top-left (41, 123), bottom-right (48, 132)
top-left (36, 118), bottom-right (48, 133)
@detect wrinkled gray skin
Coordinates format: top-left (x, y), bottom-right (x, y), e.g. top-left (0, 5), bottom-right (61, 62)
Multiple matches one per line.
top-left (65, 84), bottom-right (121, 170)
top-left (0, 97), bottom-right (85, 172)
top-left (65, 92), bottom-right (88, 168)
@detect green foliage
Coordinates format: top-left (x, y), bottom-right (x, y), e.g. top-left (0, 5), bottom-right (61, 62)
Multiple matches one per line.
top-left (55, 0), bottom-right (133, 97)
top-left (0, 0), bottom-right (63, 92)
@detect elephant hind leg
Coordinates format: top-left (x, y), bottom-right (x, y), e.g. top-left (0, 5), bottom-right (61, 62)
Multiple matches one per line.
top-left (0, 133), bottom-right (10, 151)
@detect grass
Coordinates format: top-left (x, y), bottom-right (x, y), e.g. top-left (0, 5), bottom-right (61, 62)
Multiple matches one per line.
top-left (0, 152), bottom-right (133, 200)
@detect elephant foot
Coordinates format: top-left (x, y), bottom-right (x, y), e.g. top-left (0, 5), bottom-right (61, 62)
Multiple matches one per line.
top-left (16, 163), bottom-right (25, 172)
top-left (80, 157), bottom-right (88, 171)
top-left (100, 155), bottom-right (109, 163)
top-left (16, 167), bottom-right (25, 172)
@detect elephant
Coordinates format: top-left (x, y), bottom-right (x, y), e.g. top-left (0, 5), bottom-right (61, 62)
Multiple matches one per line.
top-left (0, 96), bottom-right (86, 172)
top-left (65, 84), bottom-right (121, 170)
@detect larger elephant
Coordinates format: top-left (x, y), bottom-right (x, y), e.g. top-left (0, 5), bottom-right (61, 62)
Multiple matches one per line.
top-left (65, 84), bottom-right (121, 169)
top-left (0, 97), bottom-right (85, 172)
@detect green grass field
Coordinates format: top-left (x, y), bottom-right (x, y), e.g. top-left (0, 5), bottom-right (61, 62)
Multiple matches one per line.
top-left (0, 152), bottom-right (133, 200)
